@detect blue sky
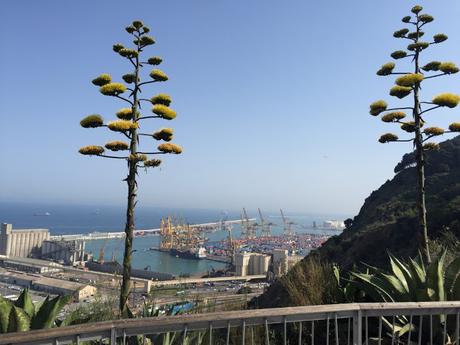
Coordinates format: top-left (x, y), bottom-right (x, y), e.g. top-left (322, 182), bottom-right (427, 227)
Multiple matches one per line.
top-left (1, 0), bottom-right (459, 215)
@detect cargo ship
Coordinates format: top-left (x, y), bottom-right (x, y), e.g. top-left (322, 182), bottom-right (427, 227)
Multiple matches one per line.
top-left (155, 216), bottom-right (207, 260)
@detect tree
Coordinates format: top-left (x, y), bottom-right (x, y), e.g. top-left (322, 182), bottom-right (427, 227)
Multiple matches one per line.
top-left (369, 5), bottom-right (460, 262)
top-left (79, 20), bottom-right (182, 313)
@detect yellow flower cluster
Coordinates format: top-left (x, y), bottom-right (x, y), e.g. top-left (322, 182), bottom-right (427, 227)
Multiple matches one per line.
top-left (407, 31), bottom-right (424, 40)
top-left (150, 69), bottom-right (168, 81)
top-left (80, 114), bottom-right (104, 128)
top-left (422, 61), bottom-right (441, 72)
top-left (105, 141), bottom-right (129, 151)
top-left (151, 93), bottom-right (172, 106)
top-left (152, 104), bottom-right (177, 120)
top-left (449, 123), bottom-right (460, 132)
top-left (401, 121), bottom-right (418, 133)
top-left (129, 154), bottom-right (148, 162)
top-left (438, 62), bottom-right (459, 74)
top-left (423, 127), bottom-right (444, 136)
top-left (419, 14), bottom-right (434, 23)
top-left (378, 133), bottom-right (398, 143)
top-left (369, 100), bottom-right (388, 116)
top-left (144, 159), bottom-right (162, 167)
top-left (99, 83), bottom-right (127, 96)
top-left (122, 73), bottom-right (137, 84)
top-left (381, 111), bottom-right (406, 123)
top-left (433, 33), bottom-right (448, 43)
top-left (395, 73), bottom-right (424, 87)
top-left (140, 35), bottom-right (155, 46)
top-left (153, 128), bottom-right (174, 141)
top-left (411, 5), bottom-right (422, 14)
top-left (158, 143), bottom-right (182, 154)
top-left (390, 85), bottom-right (412, 99)
top-left (376, 62), bottom-right (395, 76)
top-left (391, 50), bottom-right (407, 60)
top-left (432, 93), bottom-right (460, 108)
top-left (147, 57), bottom-right (163, 65)
top-left (79, 145), bottom-right (104, 155)
top-left (92, 74), bottom-right (112, 87)
top-left (407, 42), bottom-right (429, 51)
top-left (116, 108), bottom-right (136, 120)
top-left (423, 143), bottom-right (439, 151)
top-left (393, 28), bottom-right (409, 38)
top-left (119, 48), bottom-right (138, 58)
top-left (108, 120), bottom-right (138, 132)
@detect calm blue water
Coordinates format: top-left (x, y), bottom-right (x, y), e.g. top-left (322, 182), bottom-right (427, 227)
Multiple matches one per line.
top-left (0, 202), bottom-right (347, 275)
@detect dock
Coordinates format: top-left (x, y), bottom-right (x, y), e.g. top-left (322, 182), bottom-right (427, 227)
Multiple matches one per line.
top-left (50, 219), bottom-right (254, 242)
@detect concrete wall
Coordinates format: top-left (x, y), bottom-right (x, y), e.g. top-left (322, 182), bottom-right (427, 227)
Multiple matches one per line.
top-left (235, 253), bottom-right (270, 276)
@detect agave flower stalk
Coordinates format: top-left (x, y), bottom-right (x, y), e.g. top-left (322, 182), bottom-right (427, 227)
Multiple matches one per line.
top-left (369, 5), bottom-right (460, 262)
top-left (79, 20), bottom-right (182, 314)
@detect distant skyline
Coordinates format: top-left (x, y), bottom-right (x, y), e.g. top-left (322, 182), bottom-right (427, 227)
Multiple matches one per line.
top-left (1, 0), bottom-right (460, 215)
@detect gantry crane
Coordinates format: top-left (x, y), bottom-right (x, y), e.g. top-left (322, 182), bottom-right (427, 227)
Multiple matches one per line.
top-left (258, 208), bottom-right (273, 237)
top-left (280, 209), bottom-right (295, 236)
top-left (241, 208), bottom-right (257, 239)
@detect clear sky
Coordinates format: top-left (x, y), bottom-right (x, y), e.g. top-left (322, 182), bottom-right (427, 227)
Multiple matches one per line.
top-left (1, 0), bottom-right (459, 216)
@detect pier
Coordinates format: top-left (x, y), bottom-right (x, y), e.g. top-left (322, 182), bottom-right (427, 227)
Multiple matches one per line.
top-left (49, 219), bottom-right (253, 242)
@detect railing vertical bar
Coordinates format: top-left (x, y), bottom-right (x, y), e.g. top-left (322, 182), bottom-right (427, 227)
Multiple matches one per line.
top-left (226, 320), bottom-right (231, 345)
top-left (298, 321), bottom-right (302, 345)
top-left (442, 314), bottom-right (447, 345)
top-left (408, 314), bottom-right (413, 345)
top-left (209, 322), bottom-right (213, 345)
top-left (365, 315), bottom-right (368, 345)
top-left (76, 334), bottom-right (80, 345)
top-left (335, 314), bottom-right (339, 345)
top-left (123, 329), bottom-right (126, 345)
top-left (418, 315), bottom-right (423, 345)
top-left (183, 325), bottom-right (188, 345)
top-left (142, 334), bottom-right (146, 345)
top-left (110, 327), bottom-right (116, 345)
top-left (456, 312), bottom-right (460, 345)
top-left (265, 319), bottom-right (270, 345)
top-left (348, 317), bottom-right (351, 345)
top-left (353, 310), bottom-right (362, 345)
top-left (53, 338), bottom-right (59, 345)
top-left (391, 316), bottom-right (395, 345)
top-left (242, 320), bottom-right (246, 345)
top-left (378, 316), bottom-right (382, 345)
top-left (251, 326), bottom-right (254, 345)
top-left (284, 317), bottom-right (287, 345)
top-left (312, 320), bottom-right (315, 345)
top-left (429, 314), bottom-right (433, 345)
top-left (326, 315), bottom-right (330, 345)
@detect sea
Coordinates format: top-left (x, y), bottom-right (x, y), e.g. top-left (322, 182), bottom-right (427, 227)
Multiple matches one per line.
top-left (0, 202), bottom-right (348, 276)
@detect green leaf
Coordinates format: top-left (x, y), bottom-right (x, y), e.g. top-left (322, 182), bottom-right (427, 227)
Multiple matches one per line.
top-left (8, 306), bottom-right (31, 333)
top-left (31, 295), bottom-right (71, 330)
top-left (350, 272), bottom-right (395, 302)
top-left (0, 297), bottom-right (13, 333)
top-left (14, 288), bottom-right (35, 318)
top-left (426, 251), bottom-right (446, 302)
top-left (389, 254), bottom-right (418, 299)
top-left (445, 256), bottom-right (460, 296)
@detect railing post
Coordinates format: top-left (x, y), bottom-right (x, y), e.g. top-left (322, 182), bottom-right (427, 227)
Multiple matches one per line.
top-left (353, 309), bottom-right (362, 345)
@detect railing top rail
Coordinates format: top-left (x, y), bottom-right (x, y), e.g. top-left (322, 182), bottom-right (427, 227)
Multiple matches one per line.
top-left (1, 301), bottom-right (459, 344)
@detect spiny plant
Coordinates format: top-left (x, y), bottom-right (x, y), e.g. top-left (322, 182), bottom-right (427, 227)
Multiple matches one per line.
top-left (0, 289), bottom-right (71, 333)
top-left (79, 20), bottom-right (182, 313)
top-left (369, 5), bottom-right (460, 262)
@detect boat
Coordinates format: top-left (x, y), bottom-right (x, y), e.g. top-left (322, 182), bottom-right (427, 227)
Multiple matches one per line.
top-left (169, 246), bottom-right (207, 260)
top-left (33, 212), bottom-right (51, 216)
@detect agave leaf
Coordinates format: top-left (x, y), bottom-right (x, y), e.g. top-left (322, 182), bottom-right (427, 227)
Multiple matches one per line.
top-left (452, 274), bottom-right (460, 300)
top-left (350, 273), bottom-right (395, 302)
top-left (380, 273), bottom-right (410, 301)
top-left (389, 253), bottom-right (414, 295)
top-left (31, 295), bottom-right (71, 330)
top-left (426, 251), bottom-right (446, 302)
top-left (7, 306), bottom-right (31, 333)
top-left (0, 297), bottom-right (13, 333)
top-left (445, 256), bottom-right (460, 295)
top-left (14, 288), bottom-right (35, 318)
top-left (408, 257), bottom-right (426, 287)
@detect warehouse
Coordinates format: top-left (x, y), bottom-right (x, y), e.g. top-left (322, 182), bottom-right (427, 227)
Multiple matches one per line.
top-left (0, 223), bottom-right (50, 258)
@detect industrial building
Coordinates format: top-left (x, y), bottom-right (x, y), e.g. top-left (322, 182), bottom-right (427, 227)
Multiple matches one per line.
top-left (235, 252), bottom-right (270, 276)
top-left (0, 271), bottom-right (96, 302)
top-left (272, 249), bottom-right (289, 277)
top-left (0, 223), bottom-right (50, 258)
top-left (41, 239), bottom-right (87, 265)
top-left (0, 256), bottom-right (63, 274)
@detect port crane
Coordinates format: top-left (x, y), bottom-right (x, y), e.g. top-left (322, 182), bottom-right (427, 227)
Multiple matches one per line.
top-left (280, 209), bottom-right (295, 236)
top-left (241, 208), bottom-right (257, 239)
top-left (258, 208), bottom-right (273, 237)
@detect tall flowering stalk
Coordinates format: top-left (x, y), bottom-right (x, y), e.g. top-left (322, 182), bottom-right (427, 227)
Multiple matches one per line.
top-left (79, 20), bottom-right (182, 313)
top-left (370, 5), bottom-right (460, 262)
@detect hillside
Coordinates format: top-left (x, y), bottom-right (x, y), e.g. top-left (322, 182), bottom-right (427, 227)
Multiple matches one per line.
top-left (254, 135), bottom-right (460, 308)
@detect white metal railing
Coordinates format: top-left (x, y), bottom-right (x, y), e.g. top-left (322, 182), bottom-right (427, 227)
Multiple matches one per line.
top-left (0, 302), bottom-right (459, 345)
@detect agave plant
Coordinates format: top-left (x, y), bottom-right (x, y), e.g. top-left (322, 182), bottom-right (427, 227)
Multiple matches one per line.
top-left (0, 288), bottom-right (71, 333)
top-left (349, 251), bottom-right (460, 343)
